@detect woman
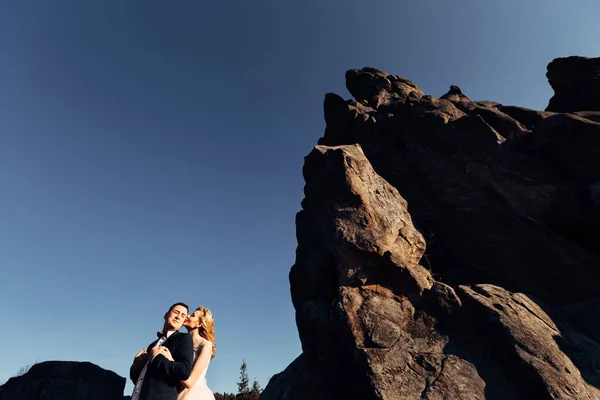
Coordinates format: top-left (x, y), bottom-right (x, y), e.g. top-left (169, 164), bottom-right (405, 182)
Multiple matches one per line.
top-left (158, 306), bottom-right (216, 400)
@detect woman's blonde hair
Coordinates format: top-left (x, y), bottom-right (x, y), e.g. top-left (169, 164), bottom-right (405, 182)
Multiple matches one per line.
top-left (195, 306), bottom-right (216, 359)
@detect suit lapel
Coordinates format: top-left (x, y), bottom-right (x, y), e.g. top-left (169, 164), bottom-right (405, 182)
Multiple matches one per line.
top-left (146, 338), bottom-right (159, 352)
top-left (162, 331), bottom-right (179, 347)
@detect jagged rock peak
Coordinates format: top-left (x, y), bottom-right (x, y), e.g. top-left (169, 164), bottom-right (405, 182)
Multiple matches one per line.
top-left (345, 67), bottom-right (423, 108)
top-left (448, 85), bottom-right (463, 94)
top-left (546, 56), bottom-right (600, 112)
top-left (440, 85), bottom-right (471, 102)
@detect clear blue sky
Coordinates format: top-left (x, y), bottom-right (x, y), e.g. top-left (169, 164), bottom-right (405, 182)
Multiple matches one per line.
top-left (0, 0), bottom-right (598, 395)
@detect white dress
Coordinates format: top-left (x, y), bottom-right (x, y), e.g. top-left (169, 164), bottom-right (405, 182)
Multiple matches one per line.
top-left (177, 342), bottom-right (215, 400)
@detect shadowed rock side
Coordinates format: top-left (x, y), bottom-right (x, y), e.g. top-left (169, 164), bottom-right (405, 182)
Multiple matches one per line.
top-left (546, 56), bottom-right (600, 113)
top-left (0, 361), bottom-right (126, 400)
top-left (261, 58), bottom-right (600, 400)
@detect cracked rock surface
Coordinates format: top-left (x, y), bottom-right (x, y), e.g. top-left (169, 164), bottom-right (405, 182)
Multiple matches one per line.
top-left (261, 58), bottom-right (600, 400)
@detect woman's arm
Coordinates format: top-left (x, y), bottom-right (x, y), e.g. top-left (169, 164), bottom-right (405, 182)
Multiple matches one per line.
top-left (180, 341), bottom-right (212, 389)
top-left (150, 335), bottom-right (193, 381)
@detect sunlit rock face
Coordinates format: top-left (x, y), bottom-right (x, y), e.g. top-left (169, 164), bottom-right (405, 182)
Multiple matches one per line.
top-left (261, 57), bottom-right (600, 400)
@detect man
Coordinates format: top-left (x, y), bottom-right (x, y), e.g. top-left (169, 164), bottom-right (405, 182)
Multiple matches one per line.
top-left (130, 302), bottom-right (194, 400)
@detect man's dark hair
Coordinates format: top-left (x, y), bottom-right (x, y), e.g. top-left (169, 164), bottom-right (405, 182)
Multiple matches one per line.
top-left (168, 302), bottom-right (189, 314)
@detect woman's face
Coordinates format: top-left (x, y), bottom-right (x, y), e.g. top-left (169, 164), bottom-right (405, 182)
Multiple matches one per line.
top-left (184, 310), bottom-right (201, 329)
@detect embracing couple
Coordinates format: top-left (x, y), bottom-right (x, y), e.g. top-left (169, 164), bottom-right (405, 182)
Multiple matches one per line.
top-left (129, 302), bottom-right (216, 400)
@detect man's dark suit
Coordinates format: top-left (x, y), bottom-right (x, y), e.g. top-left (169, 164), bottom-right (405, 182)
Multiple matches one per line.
top-left (130, 332), bottom-right (193, 400)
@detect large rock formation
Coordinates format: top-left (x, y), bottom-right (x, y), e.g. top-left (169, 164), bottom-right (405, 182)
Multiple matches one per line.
top-left (0, 361), bottom-right (126, 400)
top-left (261, 57), bottom-right (600, 399)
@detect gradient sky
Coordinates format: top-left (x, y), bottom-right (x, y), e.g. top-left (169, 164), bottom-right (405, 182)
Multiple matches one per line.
top-left (0, 0), bottom-right (598, 395)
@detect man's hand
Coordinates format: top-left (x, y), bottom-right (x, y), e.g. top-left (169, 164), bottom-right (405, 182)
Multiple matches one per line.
top-left (150, 346), bottom-right (164, 359)
top-left (135, 348), bottom-right (147, 358)
top-left (130, 348), bottom-right (148, 384)
top-left (133, 349), bottom-right (148, 365)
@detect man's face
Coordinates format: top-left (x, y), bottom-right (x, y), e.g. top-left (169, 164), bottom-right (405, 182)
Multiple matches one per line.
top-left (164, 305), bottom-right (188, 331)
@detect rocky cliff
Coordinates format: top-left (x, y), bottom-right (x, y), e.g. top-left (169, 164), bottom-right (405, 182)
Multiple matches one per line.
top-left (261, 57), bottom-right (600, 400)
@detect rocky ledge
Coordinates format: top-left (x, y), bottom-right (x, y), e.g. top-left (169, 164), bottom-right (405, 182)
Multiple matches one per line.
top-left (0, 361), bottom-right (126, 400)
top-left (261, 57), bottom-right (600, 399)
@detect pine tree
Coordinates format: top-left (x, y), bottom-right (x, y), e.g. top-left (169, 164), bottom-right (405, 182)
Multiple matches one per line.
top-left (214, 393), bottom-right (236, 400)
top-left (237, 359), bottom-right (250, 398)
top-left (249, 379), bottom-right (262, 400)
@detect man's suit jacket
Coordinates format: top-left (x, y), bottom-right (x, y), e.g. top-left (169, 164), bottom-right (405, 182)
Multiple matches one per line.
top-left (130, 332), bottom-right (193, 400)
